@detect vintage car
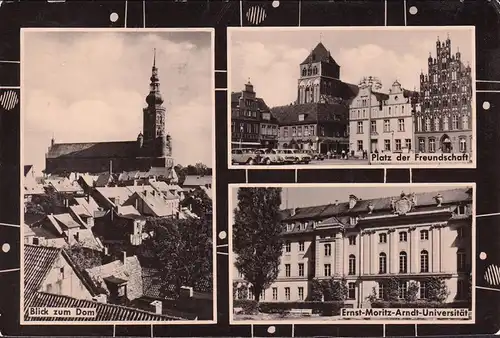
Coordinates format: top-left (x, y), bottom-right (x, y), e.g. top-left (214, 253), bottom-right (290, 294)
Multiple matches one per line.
top-left (290, 149), bottom-right (312, 164)
top-left (231, 148), bottom-right (262, 165)
top-left (302, 149), bottom-right (325, 161)
top-left (275, 149), bottom-right (297, 164)
top-left (258, 149), bottom-right (285, 165)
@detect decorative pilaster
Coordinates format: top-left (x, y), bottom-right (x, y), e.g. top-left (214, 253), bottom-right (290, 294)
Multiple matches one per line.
top-left (315, 235), bottom-right (321, 278)
top-left (371, 230), bottom-right (377, 275)
top-left (335, 232), bottom-right (343, 276)
top-left (409, 226), bottom-right (418, 274)
top-left (360, 232), bottom-right (365, 275)
top-left (389, 228), bottom-right (397, 274)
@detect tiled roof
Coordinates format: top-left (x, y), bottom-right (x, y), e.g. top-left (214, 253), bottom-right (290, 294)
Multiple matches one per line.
top-left (95, 173), bottom-right (113, 187)
top-left (29, 225), bottom-right (60, 240)
top-left (26, 292), bottom-right (179, 322)
top-left (372, 91), bottom-right (389, 101)
top-left (96, 187), bottom-right (134, 206)
top-left (47, 141), bottom-right (139, 159)
top-left (47, 179), bottom-right (83, 193)
top-left (117, 205), bottom-right (141, 217)
top-left (300, 42), bottom-right (338, 65)
top-left (85, 256), bottom-right (143, 301)
top-left (183, 175), bottom-right (212, 187)
top-left (75, 197), bottom-right (101, 216)
top-left (24, 224), bottom-right (36, 236)
top-left (271, 102), bottom-right (349, 126)
top-left (282, 188), bottom-right (472, 221)
top-left (142, 268), bottom-right (162, 299)
top-left (53, 213), bottom-right (83, 230)
top-left (130, 191), bottom-right (178, 217)
top-left (70, 204), bottom-right (92, 218)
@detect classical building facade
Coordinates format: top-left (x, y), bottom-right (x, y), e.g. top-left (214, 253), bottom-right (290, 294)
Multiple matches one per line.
top-left (349, 78), bottom-right (415, 157)
top-left (45, 51), bottom-right (176, 178)
top-left (414, 36), bottom-right (473, 154)
top-left (271, 42), bottom-right (358, 154)
top-left (233, 188), bottom-right (472, 308)
top-left (231, 81), bottom-right (277, 148)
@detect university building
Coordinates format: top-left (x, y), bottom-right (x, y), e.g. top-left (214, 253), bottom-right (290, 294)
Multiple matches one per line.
top-left (349, 78), bottom-right (415, 157)
top-left (231, 81), bottom-right (278, 149)
top-left (233, 188), bottom-right (472, 308)
top-left (414, 36), bottom-right (473, 154)
top-left (271, 42), bottom-right (358, 154)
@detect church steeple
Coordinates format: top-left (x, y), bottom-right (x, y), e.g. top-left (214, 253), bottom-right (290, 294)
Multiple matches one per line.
top-left (146, 48), bottom-right (164, 106)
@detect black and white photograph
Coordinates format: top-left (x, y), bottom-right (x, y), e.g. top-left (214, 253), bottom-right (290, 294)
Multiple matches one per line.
top-left (228, 27), bottom-right (475, 168)
top-left (21, 28), bottom-right (215, 324)
top-left (230, 183), bottom-right (475, 324)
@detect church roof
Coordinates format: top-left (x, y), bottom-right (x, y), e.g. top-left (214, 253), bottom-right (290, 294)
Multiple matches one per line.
top-left (47, 141), bottom-right (139, 159)
top-left (271, 102), bottom-right (349, 125)
top-left (300, 42), bottom-right (338, 66)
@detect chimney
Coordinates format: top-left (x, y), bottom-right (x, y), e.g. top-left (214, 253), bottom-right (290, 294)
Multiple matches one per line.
top-left (121, 251), bottom-right (127, 268)
top-left (150, 300), bottom-right (163, 315)
top-left (349, 194), bottom-right (358, 209)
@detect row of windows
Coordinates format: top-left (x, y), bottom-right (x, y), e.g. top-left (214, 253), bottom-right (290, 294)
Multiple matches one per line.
top-left (233, 108), bottom-right (259, 118)
top-left (422, 83), bottom-right (469, 96)
top-left (260, 124), bottom-right (278, 136)
top-left (426, 71), bottom-right (469, 83)
top-left (418, 137), bottom-right (468, 153)
top-left (422, 96), bottom-right (469, 109)
top-left (416, 115), bottom-right (469, 132)
top-left (356, 119), bottom-right (406, 134)
top-left (302, 66), bottom-right (319, 77)
top-left (351, 105), bottom-right (409, 119)
top-left (356, 139), bottom-right (412, 152)
top-left (284, 125), bottom-right (316, 138)
top-left (231, 122), bottom-right (260, 134)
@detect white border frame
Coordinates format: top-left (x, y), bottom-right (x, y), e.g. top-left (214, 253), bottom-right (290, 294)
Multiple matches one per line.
top-left (228, 182), bottom-right (476, 325)
top-left (20, 27), bottom-right (217, 326)
top-left (227, 26), bottom-right (477, 170)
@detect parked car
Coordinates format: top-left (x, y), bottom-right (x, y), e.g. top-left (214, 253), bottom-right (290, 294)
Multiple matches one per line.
top-left (231, 148), bottom-right (262, 165)
top-left (258, 149), bottom-right (285, 165)
top-left (290, 149), bottom-right (312, 164)
top-left (275, 149), bottom-right (297, 164)
top-left (302, 149), bottom-right (325, 161)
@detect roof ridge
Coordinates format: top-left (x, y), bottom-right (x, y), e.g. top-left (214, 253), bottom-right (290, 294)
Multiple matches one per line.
top-left (52, 140), bottom-right (136, 146)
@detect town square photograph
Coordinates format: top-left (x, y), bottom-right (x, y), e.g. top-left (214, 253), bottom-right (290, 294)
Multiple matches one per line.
top-left (228, 27), bottom-right (475, 168)
top-left (230, 184), bottom-right (474, 324)
top-left (21, 28), bottom-right (215, 324)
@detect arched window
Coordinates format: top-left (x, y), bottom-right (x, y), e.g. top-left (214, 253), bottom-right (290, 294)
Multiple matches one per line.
top-left (307, 68), bottom-right (312, 76)
top-left (399, 251), bottom-right (407, 273)
top-left (302, 68), bottom-right (306, 77)
top-left (462, 96), bottom-right (468, 105)
top-left (348, 254), bottom-right (356, 275)
top-left (313, 66), bottom-right (318, 75)
top-left (379, 252), bottom-right (387, 274)
top-left (420, 250), bottom-right (429, 272)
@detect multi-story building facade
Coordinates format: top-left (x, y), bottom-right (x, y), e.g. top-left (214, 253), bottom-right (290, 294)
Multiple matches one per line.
top-left (271, 42), bottom-right (358, 154)
top-left (231, 81), bottom-right (277, 149)
top-left (233, 188), bottom-right (473, 308)
top-left (414, 36), bottom-right (473, 154)
top-left (349, 78), bottom-right (415, 157)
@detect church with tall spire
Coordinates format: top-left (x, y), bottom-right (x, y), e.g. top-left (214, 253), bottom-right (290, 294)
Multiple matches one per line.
top-left (45, 50), bottom-right (177, 181)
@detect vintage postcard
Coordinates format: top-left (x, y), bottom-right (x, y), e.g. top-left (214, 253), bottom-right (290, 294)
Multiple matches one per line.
top-left (227, 26), bottom-right (476, 169)
top-left (20, 28), bottom-right (216, 325)
top-left (229, 183), bottom-right (475, 324)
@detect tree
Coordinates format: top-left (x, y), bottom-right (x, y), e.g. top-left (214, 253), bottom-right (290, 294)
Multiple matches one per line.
top-left (405, 281), bottom-right (419, 302)
top-left (181, 187), bottom-right (212, 218)
top-left (427, 276), bottom-right (450, 303)
top-left (65, 245), bottom-right (103, 271)
top-left (233, 188), bottom-right (283, 303)
top-left (194, 162), bottom-right (208, 176)
top-left (384, 277), bottom-right (400, 302)
top-left (309, 279), bottom-right (323, 301)
top-left (366, 286), bottom-right (378, 303)
top-left (144, 216), bottom-right (213, 298)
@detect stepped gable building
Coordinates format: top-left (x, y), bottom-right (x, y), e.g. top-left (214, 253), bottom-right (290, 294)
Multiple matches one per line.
top-left (349, 77), bottom-right (417, 157)
top-left (271, 42), bottom-right (358, 154)
top-left (45, 50), bottom-right (176, 179)
top-left (231, 81), bottom-right (278, 149)
top-left (233, 188), bottom-right (473, 308)
top-left (414, 35), bottom-right (473, 154)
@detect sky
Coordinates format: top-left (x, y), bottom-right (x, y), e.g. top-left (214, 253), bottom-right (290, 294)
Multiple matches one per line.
top-left (229, 27), bottom-right (474, 107)
top-left (23, 30), bottom-right (213, 173)
top-left (230, 185), bottom-right (472, 212)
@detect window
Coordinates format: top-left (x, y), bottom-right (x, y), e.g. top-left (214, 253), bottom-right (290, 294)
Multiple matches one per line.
top-left (284, 127), bottom-right (288, 138)
top-left (457, 250), bottom-right (466, 272)
top-left (452, 115), bottom-right (459, 130)
top-left (405, 139), bottom-right (412, 150)
top-left (401, 106), bottom-right (405, 114)
top-left (443, 116), bottom-right (449, 131)
top-left (379, 233), bottom-right (387, 244)
top-left (357, 140), bottom-right (363, 151)
top-left (456, 205), bottom-right (467, 215)
top-left (420, 230), bottom-right (429, 240)
top-left (357, 121), bottom-right (363, 134)
top-left (33, 237), bottom-right (40, 245)
top-left (398, 119), bottom-right (405, 132)
top-left (298, 263), bottom-right (304, 277)
top-left (399, 231), bottom-right (408, 242)
top-left (452, 71), bottom-right (457, 81)
top-left (299, 241), bottom-right (305, 252)
top-left (371, 120), bottom-right (377, 133)
top-left (349, 255), bottom-right (356, 275)
top-left (434, 118), bottom-right (440, 131)
top-left (425, 117), bottom-right (431, 131)
top-left (298, 114), bottom-right (305, 122)
top-left (285, 241), bottom-right (291, 252)
top-left (324, 264), bottom-right (331, 277)
top-left (421, 250), bottom-right (429, 273)
top-left (379, 252), bottom-right (387, 274)
top-left (388, 107), bottom-right (392, 115)
top-left (420, 281), bottom-right (428, 299)
top-left (292, 127), bottom-right (296, 137)
top-left (348, 282), bottom-right (356, 299)
top-left (286, 224), bottom-right (293, 232)
top-left (429, 138), bottom-right (436, 152)
top-left (285, 264), bottom-right (291, 277)
top-left (419, 138), bottom-right (425, 152)
top-left (350, 217), bottom-right (357, 225)
top-left (349, 236), bottom-right (356, 245)
top-left (417, 116), bottom-right (422, 132)
top-left (272, 287), bottom-right (278, 300)
top-left (383, 120), bottom-right (390, 132)
top-left (384, 139), bottom-right (391, 151)
top-left (395, 139), bottom-right (402, 151)
top-left (399, 251), bottom-right (408, 273)
top-left (297, 126), bottom-right (302, 137)
top-left (459, 138), bottom-right (467, 152)
top-left (398, 280), bottom-right (408, 299)
top-left (247, 124), bottom-right (251, 133)
top-left (298, 287), bottom-right (304, 300)
top-left (310, 126), bottom-right (315, 136)
top-left (285, 287), bottom-right (290, 301)
top-left (378, 283), bottom-right (386, 300)
top-left (324, 243), bottom-right (331, 256)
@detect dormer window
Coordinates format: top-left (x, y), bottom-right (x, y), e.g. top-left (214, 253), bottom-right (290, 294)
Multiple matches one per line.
top-left (298, 114), bottom-right (305, 122)
top-left (286, 224), bottom-right (293, 232)
top-left (455, 205), bottom-right (467, 215)
top-left (349, 217), bottom-right (357, 225)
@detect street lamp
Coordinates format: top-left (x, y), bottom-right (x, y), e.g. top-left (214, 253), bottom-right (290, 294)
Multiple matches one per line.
top-left (240, 125), bottom-right (244, 148)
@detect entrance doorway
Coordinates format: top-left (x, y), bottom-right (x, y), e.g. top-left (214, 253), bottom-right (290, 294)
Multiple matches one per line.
top-left (440, 134), bottom-right (452, 153)
top-left (370, 140), bottom-right (378, 153)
